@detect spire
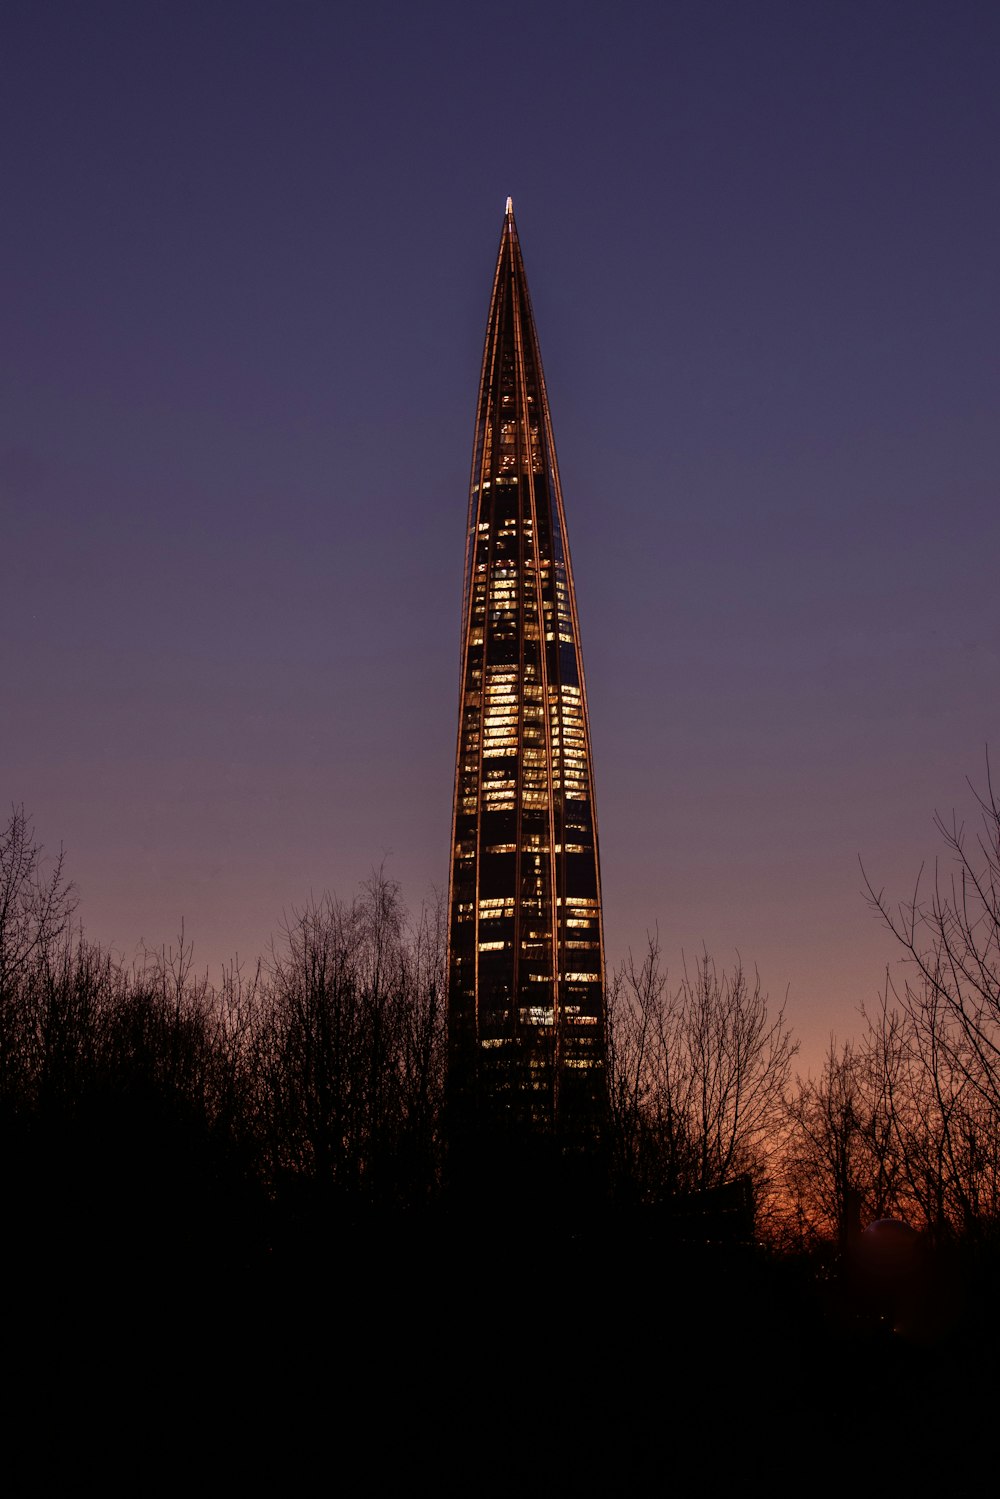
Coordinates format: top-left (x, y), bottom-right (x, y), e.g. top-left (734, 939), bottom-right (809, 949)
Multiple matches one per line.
top-left (447, 207), bottom-right (606, 1169)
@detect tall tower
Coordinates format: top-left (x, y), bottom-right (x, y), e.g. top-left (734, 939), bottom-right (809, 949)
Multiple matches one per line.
top-left (448, 200), bottom-right (606, 1175)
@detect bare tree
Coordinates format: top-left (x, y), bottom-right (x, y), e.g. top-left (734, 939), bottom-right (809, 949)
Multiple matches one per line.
top-left (864, 763), bottom-right (1000, 1239)
top-left (607, 936), bottom-right (797, 1214)
top-left (784, 1035), bottom-right (902, 1249)
top-left (0, 808), bottom-right (76, 974)
top-left (865, 766), bottom-right (1000, 1116)
top-left (858, 978), bottom-right (1000, 1241)
top-left (0, 808), bottom-right (78, 1112)
top-left (0, 807), bottom-right (76, 986)
top-left (253, 869), bottom-right (445, 1208)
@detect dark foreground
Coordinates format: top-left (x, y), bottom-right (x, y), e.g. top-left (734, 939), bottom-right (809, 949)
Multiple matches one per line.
top-left (6, 1187), bottom-right (997, 1486)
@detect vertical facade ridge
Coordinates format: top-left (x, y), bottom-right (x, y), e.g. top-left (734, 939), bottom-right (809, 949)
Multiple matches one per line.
top-left (448, 206), bottom-right (606, 1174)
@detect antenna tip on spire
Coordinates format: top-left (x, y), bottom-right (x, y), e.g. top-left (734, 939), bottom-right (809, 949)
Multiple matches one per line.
top-left (505, 195), bottom-right (514, 217)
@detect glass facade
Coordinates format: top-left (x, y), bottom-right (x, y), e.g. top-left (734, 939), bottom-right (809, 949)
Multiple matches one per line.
top-left (448, 201), bottom-right (606, 1153)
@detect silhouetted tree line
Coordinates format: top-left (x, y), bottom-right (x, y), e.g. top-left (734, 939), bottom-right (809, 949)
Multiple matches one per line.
top-left (784, 770), bottom-right (1000, 1255)
top-left (0, 811), bottom-right (446, 1277)
top-left (603, 768), bottom-right (1000, 1270)
top-left (5, 768), bottom-right (1000, 1274)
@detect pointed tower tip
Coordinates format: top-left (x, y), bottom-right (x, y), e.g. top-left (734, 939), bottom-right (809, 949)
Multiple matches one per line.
top-left (505, 195), bottom-right (514, 217)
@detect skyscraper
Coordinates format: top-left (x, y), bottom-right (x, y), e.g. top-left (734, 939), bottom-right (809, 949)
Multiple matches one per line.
top-left (447, 200), bottom-right (606, 1170)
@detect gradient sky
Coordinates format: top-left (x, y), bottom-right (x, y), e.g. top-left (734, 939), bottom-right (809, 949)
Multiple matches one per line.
top-left (3, 0), bottom-right (998, 1071)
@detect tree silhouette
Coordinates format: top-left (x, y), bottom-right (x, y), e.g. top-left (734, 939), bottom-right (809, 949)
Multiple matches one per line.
top-left (865, 763), bottom-right (1000, 1241)
top-left (607, 936), bottom-right (796, 1221)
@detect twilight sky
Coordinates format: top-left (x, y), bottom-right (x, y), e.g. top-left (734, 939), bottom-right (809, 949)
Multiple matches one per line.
top-left (3, 0), bottom-right (998, 1070)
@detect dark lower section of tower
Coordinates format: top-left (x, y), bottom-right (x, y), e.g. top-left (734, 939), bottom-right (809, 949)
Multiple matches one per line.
top-left (446, 1025), bottom-right (609, 1211)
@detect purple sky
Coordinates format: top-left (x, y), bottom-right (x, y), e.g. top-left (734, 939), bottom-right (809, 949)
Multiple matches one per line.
top-left (3, 1), bottom-right (998, 1070)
